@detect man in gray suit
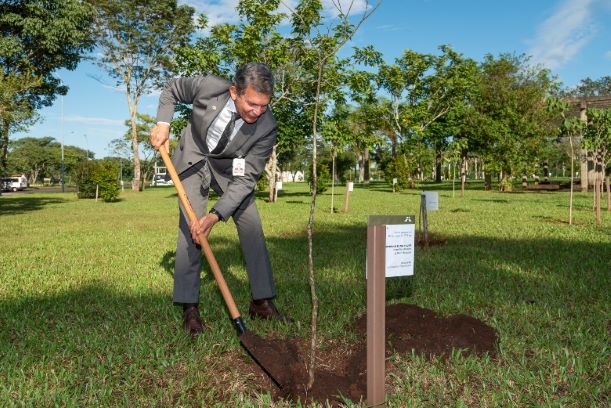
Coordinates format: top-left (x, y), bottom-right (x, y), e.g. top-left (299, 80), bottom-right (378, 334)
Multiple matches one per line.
top-left (150, 63), bottom-right (287, 335)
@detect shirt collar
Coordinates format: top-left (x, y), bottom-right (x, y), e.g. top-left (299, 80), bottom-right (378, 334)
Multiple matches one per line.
top-left (226, 98), bottom-right (237, 114)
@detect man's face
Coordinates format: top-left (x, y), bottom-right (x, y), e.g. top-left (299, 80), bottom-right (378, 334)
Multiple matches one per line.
top-left (229, 85), bottom-right (270, 124)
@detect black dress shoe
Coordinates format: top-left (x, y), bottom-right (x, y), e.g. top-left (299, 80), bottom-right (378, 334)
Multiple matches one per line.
top-left (183, 305), bottom-right (206, 335)
top-left (248, 299), bottom-right (292, 322)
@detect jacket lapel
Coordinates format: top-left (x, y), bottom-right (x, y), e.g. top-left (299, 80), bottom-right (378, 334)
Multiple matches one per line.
top-left (225, 122), bottom-right (255, 154)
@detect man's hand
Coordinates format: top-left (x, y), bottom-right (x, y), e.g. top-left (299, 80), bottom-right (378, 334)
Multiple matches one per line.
top-left (190, 213), bottom-right (220, 245)
top-left (150, 123), bottom-right (170, 152)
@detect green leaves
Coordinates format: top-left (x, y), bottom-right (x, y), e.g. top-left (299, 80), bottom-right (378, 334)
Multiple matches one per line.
top-left (91, 0), bottom-right (195, 87)
top-left (1, 0), bottom-right (95, 175)
top-left (74, 159), bottom-right (120, 202)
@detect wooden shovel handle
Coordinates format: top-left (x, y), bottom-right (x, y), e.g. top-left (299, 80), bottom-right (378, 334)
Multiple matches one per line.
top-left (158, 146), bottom-right (241, 320)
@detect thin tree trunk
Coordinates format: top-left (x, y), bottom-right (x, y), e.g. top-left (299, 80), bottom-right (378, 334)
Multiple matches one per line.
top-left (0, 119), bottom-right (9, 178)
top-left (306, 61), bottom-right (323, 391)
top-left (435, 150), bottom-right (442, 183)
top-left (128, 94), bottom-right (141, 192)
top-left (595, 152), bottom-right (602, 226)
top-left (452, 160), bottom-right (456, 198)
top-left (460, 154), bottom-right (467, 198)
top-left (330, 150), bottom-right (336, 213)
top-left (595, 177), bottom-right (601, 226)
top-left (606, 175), bottom-right (610, 212)
top-left (420, 194), bottom-right (429, 248)
top-left (568, 136), bottom-right (575, 225)
top-left (268, 145), bottom-right (278, 203)
top-left (358, 154), bottom-right (365, 182)
top-left (363, 148), bottom-right (370, 183)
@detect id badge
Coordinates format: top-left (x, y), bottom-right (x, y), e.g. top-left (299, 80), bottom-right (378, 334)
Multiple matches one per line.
top-left (232, 158), bottom-right (246, 176)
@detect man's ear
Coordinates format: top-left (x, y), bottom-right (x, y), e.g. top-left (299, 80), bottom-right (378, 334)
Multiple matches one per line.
top-left (229, 85), bottom-right (238, 100)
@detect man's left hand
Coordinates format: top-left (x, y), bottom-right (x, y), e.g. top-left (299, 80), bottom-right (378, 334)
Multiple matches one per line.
top-left (190, 213), bottom-right (220, 245)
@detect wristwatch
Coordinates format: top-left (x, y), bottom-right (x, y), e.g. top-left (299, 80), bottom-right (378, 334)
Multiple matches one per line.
top-left (209, 208), bottom-right (224, 222)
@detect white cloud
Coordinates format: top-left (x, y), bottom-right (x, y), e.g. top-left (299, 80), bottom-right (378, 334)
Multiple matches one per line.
top-left (605, 50), bottom-right (611, 59)
top-left (375, 24), bottom-right (406, 32)
top-left (64, 115), bottom-right (124, 127)
top-left (187, 0), bottom-right (240, 26)
top-left (528, 0), bottom-right (597, 70)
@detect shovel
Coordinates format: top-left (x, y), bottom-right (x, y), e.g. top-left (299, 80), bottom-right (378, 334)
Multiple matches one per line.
top-left (157, 145), bottom-right (289, 387)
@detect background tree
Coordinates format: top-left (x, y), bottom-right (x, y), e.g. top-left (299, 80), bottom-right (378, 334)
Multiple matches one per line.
top-left (566, 76), bottom-right (611, 97)
top-left (471, 53), bottom-right (560, 191)
top-left (564, 76), bottom-right (611, 192)
top-left (7, 137), bottom-right (57, 184)
top-left (0, 0), bottom-right (94, 177)
top-left (375, 50), bottom-right (431, 158)
top-left (347, 100), bottom-right (385, 183)
top-left (120, 113), bottom-right (157, 190)
top-left (321, 103), bottom-right (352, 212)
top-left (421, 46), bottom-right (478, 182)
top-left (445, 137), bottom-right (468, 197)
top-left (582, 108), bottom-right (611, 225)
top-left (107, 137), bottom-right (134, 183)
top-left (89, 0), bottom-right (194, 192)
top-left (7, 136), bottom-right (88, 184)
top-left (558, 106), bottom-right (584, 225)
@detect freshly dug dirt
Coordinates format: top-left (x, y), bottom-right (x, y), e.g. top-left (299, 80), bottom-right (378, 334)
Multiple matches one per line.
top-left (241, 303), bottom-right (499, 406)
top-left (355, 303), bottom-right (499, 357)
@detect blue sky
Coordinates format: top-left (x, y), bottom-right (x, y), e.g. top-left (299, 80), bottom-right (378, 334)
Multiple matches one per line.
top-left (13, 0), bottom-right (611, 158)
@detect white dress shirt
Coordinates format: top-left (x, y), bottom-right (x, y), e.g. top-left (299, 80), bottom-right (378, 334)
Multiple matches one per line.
top-left (207, 98), bottom-right (244, 152)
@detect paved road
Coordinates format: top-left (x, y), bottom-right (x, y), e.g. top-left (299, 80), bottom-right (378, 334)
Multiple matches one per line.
top-left (1, 186), bottom-right (77, 195)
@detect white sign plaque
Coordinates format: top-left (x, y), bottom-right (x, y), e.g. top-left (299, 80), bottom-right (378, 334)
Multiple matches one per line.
top-left (422, 191), bottom-right (439, 211)
top-left (384, 223), bottom-right (415, 277)
top-left (347, 181), bottom-right (354, 192)
top-left (367, 215), bottom-right (415, 279)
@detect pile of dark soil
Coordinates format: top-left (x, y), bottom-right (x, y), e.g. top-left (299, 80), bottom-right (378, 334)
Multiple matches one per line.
top-left (241, 303), bottom-right (499, 406)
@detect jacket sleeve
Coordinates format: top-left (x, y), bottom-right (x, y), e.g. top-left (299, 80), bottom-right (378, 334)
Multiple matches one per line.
top-left (212, 127), bottom-right (276, 219)
top-left (155, 76), bottom-right (209, 123)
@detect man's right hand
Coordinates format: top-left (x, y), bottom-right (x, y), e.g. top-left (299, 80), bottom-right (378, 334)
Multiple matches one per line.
top-left (150, 122), bottom-right (170, 151)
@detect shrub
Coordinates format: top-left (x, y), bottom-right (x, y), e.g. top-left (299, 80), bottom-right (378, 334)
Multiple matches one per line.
top-left (384, 155), bottom-right (416, 191)
top-left (74, 160), bottom-right (120, 202)
top-left (256, 175), bottom-right (268, 193)
top-left (307, 162), bottom-right (331, 194)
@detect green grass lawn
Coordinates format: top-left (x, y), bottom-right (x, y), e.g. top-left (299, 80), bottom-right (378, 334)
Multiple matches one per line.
top-left (1, 182), bottom-right (609, 407)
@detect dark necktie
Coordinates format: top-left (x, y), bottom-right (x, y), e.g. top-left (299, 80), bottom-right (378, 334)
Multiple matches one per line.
top-left (211, 111), bottom-right (238, 154)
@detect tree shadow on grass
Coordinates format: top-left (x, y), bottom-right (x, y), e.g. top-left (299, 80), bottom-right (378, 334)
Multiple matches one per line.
top-left (471, 198), bottom-right (510, 204)
top-left (0, 196), bottom-right (68, 215)
top-left (153, 219), bottom-right (609, 339)
top-left (160, 250), bottom-right (176, 277)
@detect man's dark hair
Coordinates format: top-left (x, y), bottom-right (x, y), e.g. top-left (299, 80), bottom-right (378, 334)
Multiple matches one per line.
top-left (233, 62), bottom-right (274, 96)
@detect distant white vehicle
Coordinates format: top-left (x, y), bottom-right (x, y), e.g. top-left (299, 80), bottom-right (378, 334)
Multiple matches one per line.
top-left (152, 174), bottom-right (173, 186)
top-left (1, 176), bottom-right (27, 192)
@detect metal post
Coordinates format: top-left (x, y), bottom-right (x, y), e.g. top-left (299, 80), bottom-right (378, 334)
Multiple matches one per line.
top-left (60, 94), bottom-right (65, 192)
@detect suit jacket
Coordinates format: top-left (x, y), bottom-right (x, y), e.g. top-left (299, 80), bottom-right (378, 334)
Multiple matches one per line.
top-left (156, 75), bottom-right (277, 220)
